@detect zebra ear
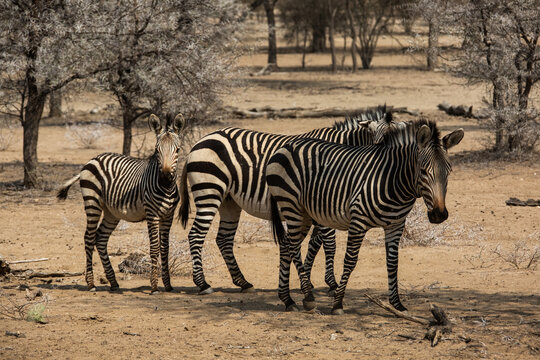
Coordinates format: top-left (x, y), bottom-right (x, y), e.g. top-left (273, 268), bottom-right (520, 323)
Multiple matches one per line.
top-left (416, 125), bottom-right (432, 148)
top-left (170, 113), bottom-right (185, 134)
top-left (442, 128), bottom-right (464, 150)
top-left (148, 114), bottom-right (162, 134)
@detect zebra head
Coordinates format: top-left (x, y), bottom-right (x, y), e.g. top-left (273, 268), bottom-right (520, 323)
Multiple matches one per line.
top-left (415, 123), bottom-right (464, 224)
top-left (360, 112), bottom-right (406, 143)
top-left (149, 113), bottom-right (184, 183)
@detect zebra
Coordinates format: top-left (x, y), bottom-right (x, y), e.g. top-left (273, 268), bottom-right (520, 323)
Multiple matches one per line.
top-left (57, 114), bottom-right (184, 294)
top-left (179, 106), bottom-right (397, 295)
top-left (267, 118), bottom-right (464, 313)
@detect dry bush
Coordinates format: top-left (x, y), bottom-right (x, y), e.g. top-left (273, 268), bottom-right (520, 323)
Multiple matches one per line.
top-left (0, 117), bottom-right (18, 151)
top-left (237, 219), bottom-right (272, 244)
top-left (64, 123), bottom-right (110, 149)
top-left (369, 202), bottom-right (485, 247)
top-left (491, 240), bottom-right (540, 270)
top-left (118, 232), bottom-right (220, 277)
top-left (0, 290), bottom-right (49, 323)
top-left (463, 245), bottom-right (496, 269)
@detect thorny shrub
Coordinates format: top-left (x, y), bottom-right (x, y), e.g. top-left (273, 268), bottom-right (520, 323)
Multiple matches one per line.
top-left (64, 122), bottom-right (110, 149)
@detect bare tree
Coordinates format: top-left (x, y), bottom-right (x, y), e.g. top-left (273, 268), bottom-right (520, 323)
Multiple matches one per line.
top-left (444, 0), bottom-right (539, 151)
top-left (95, 0), bottom-right (244, 155)
top-left (349, 0), bottom-right (395, 69)
top-left (0, 1), bottom-right (119, 188)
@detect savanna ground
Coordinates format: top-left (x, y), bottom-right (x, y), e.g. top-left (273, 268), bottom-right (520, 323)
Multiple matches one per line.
top-left (1, 17), bottom-right (539, 360)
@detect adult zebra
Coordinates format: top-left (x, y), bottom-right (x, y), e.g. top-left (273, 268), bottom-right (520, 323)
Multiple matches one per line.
top-left (179, 106), bottom-right (396, 295)
top-left (57, 114), bottom-right (184, 293)
top-left (267, 118), bottom-right (463, 313)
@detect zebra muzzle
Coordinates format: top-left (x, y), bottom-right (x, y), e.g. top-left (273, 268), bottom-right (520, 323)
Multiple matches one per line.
top-left (427, 207), bottom-right (448, 224)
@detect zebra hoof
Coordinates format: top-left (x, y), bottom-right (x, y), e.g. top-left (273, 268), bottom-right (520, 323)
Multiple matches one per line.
top-left (331, 308), bottom-right (344, 315)
top-left (110, 284), bottom-right (120, 291)
top-left (199, 287), bottom-right (214, 295)
top-left (150, 290), bottom-right (160, 295)
top-left (165, 286), bottom-right (174, 292)
top-left (302, 299), bottom-right (316, 311)
top-left (241, 286), bottom-right (256, 293)
top-left (286, 304), bottom-right (300, 312)
top-left (88, 287), bottom-right (97, 292)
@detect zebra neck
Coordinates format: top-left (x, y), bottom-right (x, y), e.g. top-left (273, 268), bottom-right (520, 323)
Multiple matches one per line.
top-left (149, 158), bottom-right (177, 193)
top-left (385, 144), bottom-right (420, 202)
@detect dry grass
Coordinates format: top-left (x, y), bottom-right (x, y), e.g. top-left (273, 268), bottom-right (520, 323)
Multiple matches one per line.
top-left (463, 236), bottom-right (540, 270)
top-left (0, 117), bottom-right (18, 151)
top-left (0, 289), bottom-right (49, 323)
top-left (117, 231), bottom-right (220, 277)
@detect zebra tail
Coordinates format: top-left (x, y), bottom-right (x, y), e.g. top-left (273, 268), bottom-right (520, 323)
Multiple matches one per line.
top-left (178, 164), bottom-right (191, 228)
top-left (56, 174), bottom-right (80, 201)
top-left (270, 196), bottom-right (286, 246)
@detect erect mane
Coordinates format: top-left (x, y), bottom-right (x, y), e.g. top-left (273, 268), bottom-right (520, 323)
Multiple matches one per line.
top-left (382, 117), bottom-right (441, 147)
top-left (331, 104), bottom-right (387, 130)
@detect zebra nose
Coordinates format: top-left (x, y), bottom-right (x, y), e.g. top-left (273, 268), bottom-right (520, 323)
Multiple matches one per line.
top-left (428, 207), bottom-right (448, 224)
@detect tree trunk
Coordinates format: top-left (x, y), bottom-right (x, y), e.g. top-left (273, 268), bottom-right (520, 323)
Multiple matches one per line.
top-left (427, 18), bottom-right (440, 70)
top-left (311, 24), bottom-right (326, 52)
top-left (302, 29), bottom-right (308, 69)
top-left (341, 33), bottom-right (347, 68)
top-left (122, 110), bottom-right (135, 156)
top-left (345, 0), bottom-right (358, 72)
top-left (492, 83), bottom-right (505, 150)
top-left (263, 0), bottom-right (278, 67)
top-left (48, 89), bottom-right (62, 118)
top-left (23, 89), bottom-right (46, 188)
top-left (328, 1), bottom-right (337, 72)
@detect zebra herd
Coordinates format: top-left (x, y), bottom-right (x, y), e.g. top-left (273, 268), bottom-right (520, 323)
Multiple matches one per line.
top-left (57, 106), bottom-right (464, 313)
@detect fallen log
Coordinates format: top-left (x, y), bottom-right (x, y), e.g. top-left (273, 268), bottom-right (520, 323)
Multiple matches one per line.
top-left (437, 102), bottom-right (489, 119)
top-left (505, 197), bottom-right (540, 207)
top-left (226, 105), bottom-right (417, 119)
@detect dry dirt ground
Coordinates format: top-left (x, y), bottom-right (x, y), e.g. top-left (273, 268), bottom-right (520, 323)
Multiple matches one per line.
top-left (1, 19), bottom-right (540, 360)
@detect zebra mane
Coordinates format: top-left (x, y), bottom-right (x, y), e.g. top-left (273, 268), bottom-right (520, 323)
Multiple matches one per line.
top-left (382, 117), bottom-right (441, 147)
top-left (331, 104), bottom-right (387, 131)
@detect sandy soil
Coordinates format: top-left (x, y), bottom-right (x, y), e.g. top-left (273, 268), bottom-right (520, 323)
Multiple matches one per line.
top-left (1, 18), bottom-right (540, 360)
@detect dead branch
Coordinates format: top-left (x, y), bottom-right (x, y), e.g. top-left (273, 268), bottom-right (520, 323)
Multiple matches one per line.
top-left (437, 101), bottom-right (489, 119)
top-left (7, 258), bottom-right (49, 264)
top-left (364, 293), bottom-right (429, 325)
top-left (12, 270), bottom-right (83, 279)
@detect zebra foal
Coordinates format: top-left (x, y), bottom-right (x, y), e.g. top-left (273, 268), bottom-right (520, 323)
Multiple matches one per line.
top-left (267, 119), bottom-right (464, 313)
top-left (57, 114), bottom-right (184, 293)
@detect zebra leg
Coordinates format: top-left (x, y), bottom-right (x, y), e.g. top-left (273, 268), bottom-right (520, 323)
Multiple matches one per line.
top-left (331, 226), bottom-right (366, 315)
top-left (146, 216), bottom-right (161, 294)
top-left (94, 212), bottom-right (120, 291)
top-left (303, 226), bottom-right (322, 289)
top-left (304, 226), bottom-right (338, 294)
top-left (278, 219), bottom-right (312, 311)
top-left (384, 222), bottom-right (407, 312)
top-left (188, 207), bottom-right (220, 294)
top-left (159, 213), bottom-right (174, 292)
top-left (216, 200), bottom-right (254, 292)
top-left (83, 207), bottom-right (102, 291)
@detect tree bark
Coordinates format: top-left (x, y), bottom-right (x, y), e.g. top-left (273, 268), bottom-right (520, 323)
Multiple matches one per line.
top-left (48, 89), bottom-right (62, 118)
top-left (345, 0), bottom-right (358, 72)
top-left (427, 18), bottom-right (440, 70)
top-left (328, 0), bottom-right (337, 72)
top-left (23, 85), bottom-right (46, 188)
top-left (263, 0), bottom-right (278, 67)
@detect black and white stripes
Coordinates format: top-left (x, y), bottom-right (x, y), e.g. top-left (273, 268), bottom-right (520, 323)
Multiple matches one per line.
top-left (57, 114), bottom-right (184, 293)
top-left (267, 119), bottom-right (464, 313)
top-left (179, 106), bottom-right (396, 294)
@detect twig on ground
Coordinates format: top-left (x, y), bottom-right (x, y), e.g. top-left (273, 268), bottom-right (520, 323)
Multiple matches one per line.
top-left (8, 258), bottom-right (49, 265)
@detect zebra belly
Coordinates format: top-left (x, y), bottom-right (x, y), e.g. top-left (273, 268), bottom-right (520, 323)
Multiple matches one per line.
top-left (228, 192), bottom-right (272, 221)
top-left (106, 203), bottom-right (147, 222)
top-left (307, 209), bottom-right (350, 231)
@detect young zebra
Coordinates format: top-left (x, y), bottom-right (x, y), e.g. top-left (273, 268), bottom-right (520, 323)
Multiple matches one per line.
top-left (267, 119), bottom-right (464, 313)
top-left (179, 107), bottom-right (396, 295)
top-left (57, 114), bottom-right (184, 293)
